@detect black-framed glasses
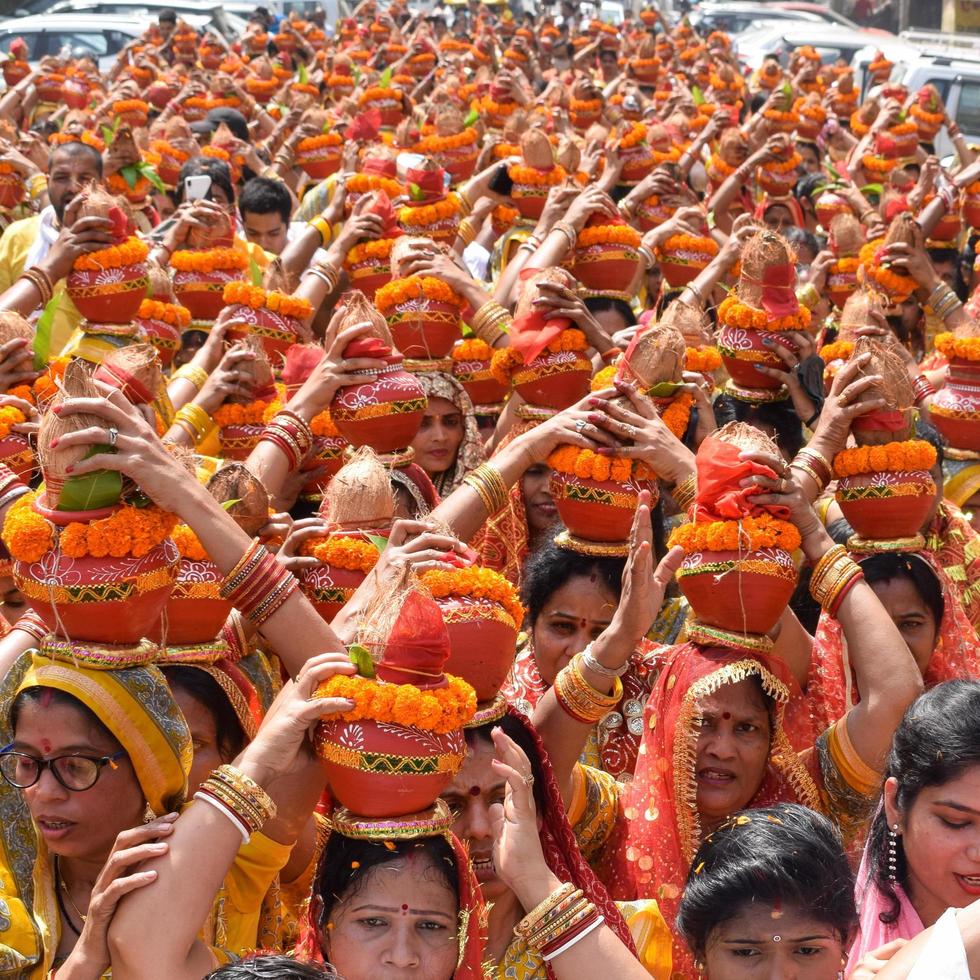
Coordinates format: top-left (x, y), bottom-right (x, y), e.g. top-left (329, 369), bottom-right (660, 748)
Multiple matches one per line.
top-left (0, 744), bottom-right (126, 791)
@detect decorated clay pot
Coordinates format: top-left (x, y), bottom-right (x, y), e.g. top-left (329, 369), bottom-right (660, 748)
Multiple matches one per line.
top-left (836, 470), bottom-right (936, 541)
top-left (550, 469), bottom-right (656, 543)
top-left (433, 144), bottom-right (477, 184)
top-left (154, 558), bottom-right (232, 646)
top-left (0, 169), bottom-right (24, 210)
top-left (35, 74), bottom-right (64, 102)
top-left (300, 432), bottom-right (351, 499)
top-left (226, 304), bottom-right (305, 362)
top-left (219, 423), bottom-right (265, 461)
top-left (173, 268), bottom-right (244, 322)
top-left (827, 261), bottom-right (859, 310)
top-left (397, 206), bottom-right (460, 245)
top-left (677, 547), bottom-right (797, 634)
top-left (315, 716), bottom-right (465, 817)
top-left (657, 240), bottom-right (715, 288)
top-left (930, 358), bottom-right (980, 452)
top-left (619, 145), bottom-right (655, 185)
top-left (387, 301), bottom-right (461, 359)
top-left (436, 595), bottom-right (518, 702)
top-left (296, 144), bottom-right (342, 181)
top-left (2, 61), bottom-right (29, 88)
top-left (346, 253), bottom-right (392, 302)
top-left (932, 210), bottom-right (961, 243)
top-left (965, 188), bottom-right (980, 231)
top-left (637, 196), bottom-right (676, 233)
top-left (136, 316), bottom-right (181, 368)
top-left (513, 348), bottom-right (593, 410)
top-left (0, 433), bottom-right (34, 481)
top-left (758, 164), bottom-right (798, 197)
top-left (452, 357), bottom-right (508, 407)
top-left (511, 184), bottom-right (549, 222)
top-left (146, 80), bottom-right (180, 109)
top-left (155, 151), bottom-right (186, 188)
top-left (299, 560), bottom-right (367, 622)
top-left (329, 356), bottom-right (427, 453)
top-left (718, 325), bottom-right (797, 390)
top-left (570, 242), bottom-right (642, 293)
top-left (14, 499), bottom-right (179, 644)
top-left (66, 262), bottom-right (149, 325)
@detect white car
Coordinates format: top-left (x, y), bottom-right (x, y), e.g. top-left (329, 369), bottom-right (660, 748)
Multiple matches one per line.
top-left (689, 2), bottom-right (859, 35)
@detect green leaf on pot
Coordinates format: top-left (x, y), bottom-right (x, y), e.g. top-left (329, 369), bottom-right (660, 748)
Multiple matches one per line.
top-left (220, 498), bottom-right (242, 510)
top-left (33, 294), bottom-right (59, 372)
top-left (57, 446), bottom-right (122, 512)
top-left (348, 643), bottom-right (376, 677)
top-left (138, 162), bottom-right (166, 194)
top-left (298, 61), bottom-right (308, 85)
top-left (464, 108), bottom-right (479, 127)
top-left (646, 381), bottom-right (683, 397)
top-left (860, 183), bottom-right (883, 196)
top-left (379, 66), bottom-right (392, 89)
top-left (249, 256), bottom-right (263, 286)
top-left (408, 182), bottom-right (424, 201)
top-left (365, 533), bottom-right (387, 553)
top-left (691, 85), bottom-right (704, 106)
top-left (120, 164), bottom-right (139, 190)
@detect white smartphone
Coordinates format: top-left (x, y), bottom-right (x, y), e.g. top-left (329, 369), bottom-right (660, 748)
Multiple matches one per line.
top-left (184, 174), bottom-right (212, 202)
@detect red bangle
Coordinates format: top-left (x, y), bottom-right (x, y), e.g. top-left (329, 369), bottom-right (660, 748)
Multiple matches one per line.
top-left (829, 570), bottom-right (865, 618)
top-left (600, 346), bottom-right (623, 364)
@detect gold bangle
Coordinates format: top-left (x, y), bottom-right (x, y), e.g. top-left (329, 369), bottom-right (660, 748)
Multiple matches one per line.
top-left (309, 215), bottom-right (332, 246)
top-left (796, 282), bottom-right (820, 311)
top-left (174, 404), bottom-right (213, 444)
top-left (457, 190), bottom-right (473, 217)
top-left (457, 217), bottom-right (477, 246)
top-left (462, 463), bottom-right (509, 514)
top-left (673, 473), bottom-right (696, 511)
top-left (790, 458), bottom-right (825, 492)
top-left (515, 884), bottom-right (578, 939)
top-left (173, 364), bottom-right (209, 392)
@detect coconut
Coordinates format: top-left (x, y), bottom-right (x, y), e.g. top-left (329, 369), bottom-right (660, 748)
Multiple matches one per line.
top-left (828, 213), bottom-right (864, 258)
top-left (737, 230), bottom-right (796, 310)
top-left (146, 262), bottom-right (177, 303)
top-left (556, 136), bottom-right (580, 174)
top-left (838, 286), bottom-right (884, 342)
top-left (0, 310), bottom-right (34, 344)
top-left (515, 267), bottom-right (578, 321)
top-left (186, 204), bottom-right (234, 250)
top-left (501, 110), bottom-right (526, 144)
top-left (584, 122), bottom-right (610, 143)
top-left (851, 336), bottom-right (914, 443)
top-left (435, 105), bottom-right (464, 137)
top-left (854, 100), bottom-right (878, 129)
top-left (94, 343), bottom-right (163, 405)
top-left (300, 106), bottom-right (330, 132)
top-left (884, 212), bottom-right (917, 250)
top-left (617, 321), bottom-right (685, 389)
top-left (320, 446), bottom-right (395, 527)
top-left (339, 289), bottom-right (393, 353)
top-left (715, 419), bottom-right (781, 457)
top-left (234, 335), bottom-right (276, 403)
top-left (75, 186), bottom-right (132, 244)
top-left (661, 298), bottom-right (714, 346)
top-left (520, 128), bottom-right (556, 171)
top-left (390, 235), bottom-right (435, 279)
top-left (206, 462), bottom-right (270, 536)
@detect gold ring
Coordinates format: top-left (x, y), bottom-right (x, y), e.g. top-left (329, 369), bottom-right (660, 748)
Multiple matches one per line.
top-left (837, 394), bottom-right (849, 407)
top-left (522, 772), bottom-right (534, 787)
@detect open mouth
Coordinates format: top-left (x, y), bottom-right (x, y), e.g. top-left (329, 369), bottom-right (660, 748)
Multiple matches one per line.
top-left (955, 873), bottom-right (980, 895)
top-left (697, 768), bottom-right (736, 786)
top-left (37, 818), bottom-right (75, 839)
top-left (471, 855), bottom-right (496, 880)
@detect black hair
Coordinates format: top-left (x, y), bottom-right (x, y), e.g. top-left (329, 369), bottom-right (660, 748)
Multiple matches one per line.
top-left (795, 171), bottom-right (825, 205)
top-left (927, 246), bottom-right (966, 299)
top-left (175, 157), bottom-right (235, 206)
top-left (205, 108), bottom-right (250, 143)
top-left (10, 687), bottom-right (120, 750)
top-left (860, 552), bottom-right (944, 630)
top-left (158, 8), bottom-right (177, 23)
top-left (239, 177), bottom-right (292, 225)
top-left (915, 416), bottom-right (946, 469)
top-left (867, 681), bottom-right (980, 923)
top-left (783, 226), bottom-right (819, 262)
top-left (464, 711), bottom-right (547, 812)
top-left (584, 296), bottom-right (637, 329)
top-left (48, 140), bottom-right (104, 178)
top-left (162, 666), bottom-right (247, 763)
top-left (315, 834), bottom-right (459, 934)
top-left (713, 394), bottom-right (804, 458)
top-left (677, 803), bottom-right (857, 958)
top-left (205, 955), bottom-right (332, 978)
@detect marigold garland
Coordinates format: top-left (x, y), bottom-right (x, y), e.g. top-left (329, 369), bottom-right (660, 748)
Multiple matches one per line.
top-left (859, 240), bottom-right (916, 302)
top-left (149, 139), bottom-right (191, 163)
top-left (300, 534), bottom-right (379, 572)
top-left (452, 338), bottom-right (493, 361)
top-left (138, 299), bottom-right (191, 328)
top-left (415, 129), bottom-right (478, 153)
top-left (0, 405), bottom-right (25, 440)
top-left (213, 394), bottom-right (283, 428)
top-left (508, 164), bottom-right (566, 187)
top-left (33, 358), bottom-right (67, 403)
top-left (314, 671), bottom-right (476, 733)
top-left (421, 565), bottom-right (523, 627)
top-left (113, 98), bottom-right (149, 117)
top-left (297, 133), bottom-right (343, 153)
top-left (819, 339), bottom-right (854, 363)
top-left (760, 151), bottom-right (802, 175)
top-left (718, 293), bottom-right (811, 332)
top-left (862, 154), bottom-right (898, 175)
top-left (375, 276), bottom-right (466, 313)
top-left (172, 523), bottom-right (208, 561)
top-left (473, 94), bottom-right (518, 118)
top-left (222, 281), bottom-right (314, 320)
top-left (359, 86), bottom-right (404, 105)
top-left (617, 122), bottom-right (647, 150)
top-left (686, 346), bottom-right (722, 373)
top-left (833, 440), bottom-right (937, 479)
top-left (346, 239), bottom-right (394, 265)
top-left (397, 195), bottom-right (461, 228)
top-left (170, 247), bottom-right (250, 273)
top-left (72, 237), bottom-right (149, 272)
top-left (548, 445), bottom-right (655, 483)
top-left (936, 332), bottom-right (980, 362)
top-left (590, 364), bottom-right (617, 390)
top-left (310, 410), bottom-right (341, 438)
top-left (910, 102), bottom-right (943, 133)
top-left (831, 256), bottom-right (860, 274)
top-left (660, 391), bottom-right (694, 439)
top-left (345, 173), bottom-right (402, 199)
top-left (570, 97), bottom-right (602, 115)
top-left (657, 233), bottom-right (719, 259)
top-left (668, 514), bottom-right (802, 553)
top-left (577, 224), bottom-right (642, 248)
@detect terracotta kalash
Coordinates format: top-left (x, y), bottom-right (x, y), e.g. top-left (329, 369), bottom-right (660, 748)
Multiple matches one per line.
top-left (490, 268), bottom-right (594, 413)
top-left (668, 422), bottom-right (801, 654)
top-left (135, 265), bottom-right (190, 369)
top-left (215, 337), bottom-right (283, 461)
top-left (509, 130), bottom-right (567, 224)
top-left (0, 312), bottom-right (39, 481)
top-left (825, 212), bottom-right (863, 311)
top-left (549, 324), bottom-right (691, 556)
top-left (293, 107), bottom-right (343, 181)
top-left (343, 189), bottom-right (401, 303)
top-left (832, 339), bottom-right (937, 553)
top-left (395, 157), bottom-right (463, 246)
top-left (1, 362), bottom-right (179, 648)
top-left (859, 214), bottom-right (919, 309)
top-left (569, 208), bottom-right (643, 299)
top-left (819, 286), bottom-right (883, 388)
top-left (152, 464), bottom-right (270, 652)
top-left (414, 106), bottom-right (479, 185)
top-left (717, 230), bottom-right (812, 404)
top-left (932, 320), bottom-right (980, 455)
top-left (313, 572), bottom-right (477, 817)
top-left (329, 291), bottom-right (428, 456)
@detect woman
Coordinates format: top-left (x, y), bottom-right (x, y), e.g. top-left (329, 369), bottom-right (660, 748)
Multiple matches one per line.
top-left (677, 803), bottom-right (857, 978)
top-left (847, 681), bottom-right (980, 971)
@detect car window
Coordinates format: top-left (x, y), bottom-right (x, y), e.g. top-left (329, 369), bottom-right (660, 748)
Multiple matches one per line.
top-left (43, 31), bottom-right (110, 57)
top-left (956, 80), bottom-right (980, 135)
top-left (0, 31), bottom-right (44, 58)
top-left (924, 76), bottom-right (952, 101)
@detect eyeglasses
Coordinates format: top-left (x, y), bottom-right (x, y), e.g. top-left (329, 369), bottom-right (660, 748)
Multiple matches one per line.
top-left (0, 745), bottom-right (126, 791)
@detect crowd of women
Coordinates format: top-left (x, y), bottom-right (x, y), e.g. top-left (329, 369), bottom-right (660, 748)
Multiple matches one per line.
top-left (0, 1), bottom-right (975, 977)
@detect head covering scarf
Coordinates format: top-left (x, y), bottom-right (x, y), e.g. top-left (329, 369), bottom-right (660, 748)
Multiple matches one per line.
top-left (925, 501), bottom-right (980, 630)
top-left (390, 461), bottom-right (440, 517)
top-left (601, 644), bottom-right (820, 976)
top-left (414, 372), bottom-right (486, 497)
top-left (807, 551), bottom-right (980, 736)
top-left (753, 194), bottom-right (806, 229)
top-left (943, 461), bottom-right (980, 513)
top-left (0, 649), bottom-right (191, 977)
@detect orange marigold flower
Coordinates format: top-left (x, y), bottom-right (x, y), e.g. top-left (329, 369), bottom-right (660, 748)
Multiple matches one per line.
top-left (668, 514), bottom-right (802, 553)
top-left (300, 534), bottom-right (380, 573)
top-left (833, 439), bottom-right (937, 479)
top-left (421, 564), bottom-right (524, 628)
top-left (72, 237), bottom-right (149, 273)
top-left (935, 332), bottom-right (980, 363)
top-left (375, 276), bottom-right (466, 314)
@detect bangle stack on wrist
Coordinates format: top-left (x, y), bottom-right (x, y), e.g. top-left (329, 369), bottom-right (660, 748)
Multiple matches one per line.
top-left (193, 764), bottom-right (277, 843)
top-left (457, 217), bottom-right (477, 246)
top-left (260, 410), bottom-right (314, 470)
top-left (462, 462), bottom-right (508, 514)
top-left (796, 282), bottom-right (820, 311)
top-left (457, 190), bottom-right (473, 217)
top-left (517, 233), bottom-right (543, 257)
top-left (912, 373), bottom-right (936, 406)
top-left (928, 281), bottom-right (963, 321)
top-left (173, 364), bottom-right (209, 392)
top-left (303, 261), bottom-right (339, 294)
top-left (19, 266), bottom-right (53, 307)
top-left (470, 300), bottom-right (512, 346)
top-left (173, 404), bottom-right (213, 446)
top-left (580, 640), bottom-right (629, 678)
top-left (554, 652), bottom-right (623, 724)
top-left (553, 221), bottom-right (577, 250)
top-left (672, 473), bottom-right (697, 512)
top-left (220, 539), bottom-right (300, 628)
top-left (790, 447), bottom-right (832, 493)
top-left (809, 543), bottom-right (864, 617)
top-left (515, 883), bottom-right (603, 961)
top-left (309, 216), bottom-right (332, 246)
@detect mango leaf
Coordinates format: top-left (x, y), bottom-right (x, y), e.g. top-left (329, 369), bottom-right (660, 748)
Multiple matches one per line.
top-left (781, 81), bottom-right (793, 98)
top-left (33, 294), bottom-right (59, 372)
top-left (220, 498), bottom-right (242, 510)
top-left (379, 66), bottom-right (392, 89)
top-left (352, 66), bottom-right (361, 84)
top-left (137, 161), bottom-right (166, 194)
top-left (826, 163), bottom-right (842, 181)
top-left (249, 256), bottom-right (263, 286)
top-left (691, 85), bottom-right (704, 106)
top-left (348, 643), bottom-right (376, 678)
top-left (408, 182), bottom-right (425, 201)
top-left (646, 381), bottom-right (683, 398)
top-left (100, 115), bottom-right (121, 148)
top-left (365, 533), bottom-right (387, 553)
top-left (57, 446), bottom-right (122, 512)
top-left (120, 164), bottom-right (140, 190)
top-left (460, 320), bottom-right (474, 337)
top-left (463, 107), bottom-right (479, 127)
top-left (860, 183), bottom-right (884, 196)
top-left (298, 61), bottom-right (308, 85)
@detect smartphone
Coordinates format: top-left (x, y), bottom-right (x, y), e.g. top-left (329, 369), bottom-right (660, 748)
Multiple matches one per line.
top-left (185, 174), bottom-right (212, 202)
top-left (488, 162), bottom-right (515, 197)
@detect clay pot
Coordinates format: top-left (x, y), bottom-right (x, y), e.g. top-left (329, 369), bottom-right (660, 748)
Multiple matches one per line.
top-left (513, 348), bottom-right (592, 410)
top-left (0, 432), bottom-right (34, 481)
top-left (329, 355), bottom-right (427, 453)
top-left (136, 316), bottom-right (181, 368)
top-left (299, 559), bottom-right (367, 622)
top-left (219, 422), bottom-right (265, 461)
top-left (66, 262), bottom-right (149, 325)
top-left (397, 206), bottom-right (460, 246)
top-left (827, 263), bottom-right (858, 310)
top-left (433, 145), bottom-right (477, 184)
top-left (758, 164), bottom-right (798, 197)
top-left (570, 242), bottom-right (642, 293)
top-left (619, 145), bottom-right (655, 185)
top-left (315, 716), bottom-right (465, 817)
top-left (551, 468), bottom-right (656, 543)
top-left (658, 245), bottom-right (713, 289)
top-left (296, 145), bottom-right (342, 181)
top-left (452, 356), bottom-right (508, 407)
top-left (0, 169), bottom-right (24, 210)
top-left (346, 254), bottom-right (392, 302)
top-left (155, 151), bottom-right (186, 188)
top-left (965, 190), bottom-right (980, 231)
top-left (2, 61), bottom-right (29, 88)
top-left (387, 300), bottom-right (461, 359)
top-left (925, 358), bottom-right (980, 451)
top-left (146, 80), bottom-right (180, 109)
top-left (677, 547), bottom-right (797, 634)
top-left (836, 469), bottom-right (936, 541)
top-left (636, 196), bottom-right (676, 233)
top-left (225, 304), bottom-right (306, 362)
top-left (62, 77), bottom-right (91, 110)
top-left (300, 432), bottom-right (351, 499)
top-left (173, 268), bottom-right (245, 322)
top-left (154, 558), bottom-right (231, 645)
top-left (815, 191), bottom-right (851, 231)
top-left (718, 325), bottom-right (797, 390)
top-left (14, 498), bottom-right (179, 644)
top-left (932, 210), bottom-right (961, 243)
top-left (511, 184), bottom-right (549, 222)
top-left (200, 49), bottom-right (223, 70)
top-left (35, 74), bottom-right (64, 102)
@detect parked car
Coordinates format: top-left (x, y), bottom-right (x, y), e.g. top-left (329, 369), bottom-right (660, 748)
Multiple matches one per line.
top-left (0, 13), bottom-right (154, 70)
top-left (689, 3), bottom-right (831, 34)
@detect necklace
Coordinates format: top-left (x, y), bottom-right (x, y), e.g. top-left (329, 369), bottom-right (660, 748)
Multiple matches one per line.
top-left (54, 856), bottom-right (86, 935)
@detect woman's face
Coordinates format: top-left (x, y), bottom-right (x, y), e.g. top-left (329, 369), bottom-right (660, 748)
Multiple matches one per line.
top-left (703, 903), bottom-right (845, 979)
top-left (411, 397), bottom-right (464, 478)
top-left (13, 699), bottom-right (145, 863)
top-left (886, 766), bottom-right (980, 928)
top-left (799, 143), bottom-right (820, 174)
top-left (171, 686), bottom-right (225, 797)
top-left (869, 575), bottom-right (939, 675)
top-left (322, 854), bottom-right (459, 980)
top-left (531, 573), bottom-right (618, 685)
top-left (694, 679), bottom-right (772, 830)
top-left (522, 463), bottom-right (557, 537)
top-left (763, 204), bottom-right (795, 234)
